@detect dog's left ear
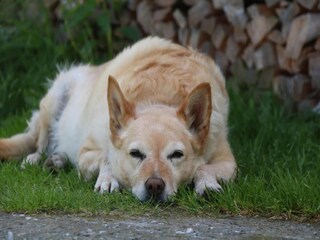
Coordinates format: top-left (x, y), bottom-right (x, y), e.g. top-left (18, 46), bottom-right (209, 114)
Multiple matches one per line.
top-left (177, 83), bottom-right (212, 149)
top-left (107, 75), bottom-right (134, 146)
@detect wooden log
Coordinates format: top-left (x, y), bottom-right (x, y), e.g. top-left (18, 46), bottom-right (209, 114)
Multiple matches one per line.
top-left (265, 0), bottom-right (281, 7)
top-left (276, 2), bottom-right (301, 23)
top-left (223, 4), bottom-right (248, 30)
top-left (279, 1), bottom-right (289, 7)
top-left (154, 0), bottom-right (177, 7)
top-left (200, 17), bottom-right (216, 35)
top-left (273, 75), bottom-right (297, 110)
top-left (276, 3), bottom-right (301, 40)
top-left (188, 0), bottom-right (212, 27)
top-left (276, 44), bottom-right (290, 71)
top-left (247, 4), bottom-right (274, 19)
top-left (212, 0), bottom-right (243, 9)
top-left (296, 0), bottom-right (317, 10)
top-left (214, 50), bottom-right (229, 74)
top-left (291, 75), bottom-right (311, 101)
top-left (230, 59), bottom-right (257, 87)
top-left (286, 14), bottom-right (320, 59)
top-left (154, 21), bottom-right (176, 40)
top-left (233, 28), bottom-right (248, 44)
top-left (273, 75), bottom-right (289, 100)
top-left (253, 42), bottom-right (276, 70)
top-left (242, 44), bottom-right (255, 68)
top-left (225, 36), bottom-right (239, 62)
top-left (200, 41), bottom-right (214, 56)
top-left (297, 46), bottom-right (313, 73)
top-left (178, 28), bottom-right (189, 46)
top-left (267, 30), bottom-right (285, 44)
top-left (223, 0), bottom-right (244, 9)
top-left (173, 9), bottom-right (187, 29)
top-left (276, 45), bottom-right (302, 73)
top-left (137, 1), bottom-right (154, 33)
top-left (189, 28), bottom-right (201, 48)
top-left (308, 52), bottom-right (320, 88)
top-left (281, 22), bottom-right (291, 41)
top-left (246, 15), bottom-right (278, 46)
top-left (211, 24), bottom-right (229, 49)
top-left (277, 44), bottom-right (311, 73)
top-left (273, 74), bottom-right (311, 102)
top-left (230, 59), bottom-right (258, 86)
top-left (257, 67), bottom-right (274, 89)
top-left (212, 0), bottom-right (224, 9)
top-left (183, 0), bottom-right (198, 6)
top-left (153, 8), bottom-right (171, 22)
top-left (315, 38), bottom-right (320, 51)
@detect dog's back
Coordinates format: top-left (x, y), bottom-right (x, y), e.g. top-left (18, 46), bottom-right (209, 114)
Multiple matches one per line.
top-left (108, 37), bottom-right (228, 110)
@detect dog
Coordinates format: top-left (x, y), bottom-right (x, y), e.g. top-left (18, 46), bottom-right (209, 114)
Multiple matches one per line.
top-left (0, 37), bottom-right (236, 201)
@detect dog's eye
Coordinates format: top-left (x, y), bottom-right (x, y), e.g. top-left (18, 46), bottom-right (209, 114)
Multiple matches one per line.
top-left (167, 150), bottom-right (184, 160)
top-left (129, 149), bottom-right (146, 160)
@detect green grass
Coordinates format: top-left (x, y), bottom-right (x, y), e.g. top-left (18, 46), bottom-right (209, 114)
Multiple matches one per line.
top-left (0, 0), bottom-right (319, 221)
top-left (1, 91), bottom-right (320, 220)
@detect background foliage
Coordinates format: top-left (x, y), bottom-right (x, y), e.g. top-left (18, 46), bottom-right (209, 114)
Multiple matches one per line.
top-left (0, 0), bottom-right (140, 118)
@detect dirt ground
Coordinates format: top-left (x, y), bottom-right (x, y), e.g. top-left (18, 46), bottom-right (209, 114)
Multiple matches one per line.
top-left (0, 212), bottom-right (319, 239)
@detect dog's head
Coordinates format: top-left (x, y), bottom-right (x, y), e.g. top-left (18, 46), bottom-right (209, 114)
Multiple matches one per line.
top-left (107, 76), bottom-right (212, 201)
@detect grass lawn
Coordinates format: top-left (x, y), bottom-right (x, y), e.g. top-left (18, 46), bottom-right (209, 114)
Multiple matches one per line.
top-left (0, 1), bottom-right (319, 221)
top-left (1, 89), bottom-right (320, 221)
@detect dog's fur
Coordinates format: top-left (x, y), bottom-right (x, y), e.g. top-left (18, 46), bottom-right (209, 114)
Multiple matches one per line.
top-left (0, 37), bottom-right (236, 201)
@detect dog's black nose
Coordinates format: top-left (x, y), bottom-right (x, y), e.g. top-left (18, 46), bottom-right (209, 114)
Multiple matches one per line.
top-left (145, 177), bottom-right (165, 198)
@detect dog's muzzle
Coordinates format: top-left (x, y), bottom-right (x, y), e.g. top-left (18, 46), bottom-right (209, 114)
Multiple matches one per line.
top-left (145, 177), bottom-right (165, 201)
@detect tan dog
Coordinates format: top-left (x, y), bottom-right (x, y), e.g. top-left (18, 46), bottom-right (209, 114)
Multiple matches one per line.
top-left (0, 37), bottom-right (236, 201)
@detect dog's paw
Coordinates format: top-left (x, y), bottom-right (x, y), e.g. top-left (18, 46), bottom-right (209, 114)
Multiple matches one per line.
top-left (194, 176), bottom-right (222, 195)
top-left (194, 167), bottom-right (222, 195)
top-left (21, 152), bottom-right (42, 169)
top-left (94, 176), bottom-right (119, 194)
top-left (44, 154), bottom-right (66, 170)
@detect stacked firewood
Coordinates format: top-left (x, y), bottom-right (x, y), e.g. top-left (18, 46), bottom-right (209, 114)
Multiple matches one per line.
top-left (123, 0), bottom-right (320, 111)
top-left (44, 0), bottom-right (320, 111)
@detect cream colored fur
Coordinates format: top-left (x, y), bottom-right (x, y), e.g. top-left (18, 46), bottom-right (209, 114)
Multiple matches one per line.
top-left (0, 37), bottom-right (236, 201)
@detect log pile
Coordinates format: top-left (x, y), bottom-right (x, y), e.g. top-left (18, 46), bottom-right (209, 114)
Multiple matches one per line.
top-left (122, 0), bottom-right (320, 111)
top-left (46, 0), bottom-right (320, 111)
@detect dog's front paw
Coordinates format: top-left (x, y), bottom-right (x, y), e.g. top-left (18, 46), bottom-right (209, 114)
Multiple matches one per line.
top-left (21, 152), bottom-right (42, 168)
top-left (194, 167), bottom-right (222, 195)
top-left (194, 176), bottom-right (222, 195)
top-left (94, 175), bottom-right (120, 194)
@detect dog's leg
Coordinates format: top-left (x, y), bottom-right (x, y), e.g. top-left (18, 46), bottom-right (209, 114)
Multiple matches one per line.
top-left (22, 96), bottom-right (54, 168)
top-left (94, 162), bottom-right (120, 194)
top-left (78, 137), bottom-right (119, 193)
top-left (44, 153), bottom-right (67, 171)
top-left (194, 136), bottom-right (237, 195)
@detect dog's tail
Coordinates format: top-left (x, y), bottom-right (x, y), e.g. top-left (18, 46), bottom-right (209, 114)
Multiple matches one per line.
top-left (0, 112), bottom-right (39, 161)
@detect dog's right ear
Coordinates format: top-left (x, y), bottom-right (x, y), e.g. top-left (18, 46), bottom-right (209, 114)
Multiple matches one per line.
top-left (177, 83), bottom-right (212, 151)
top-left (107, 75), bottom-right (134, 146)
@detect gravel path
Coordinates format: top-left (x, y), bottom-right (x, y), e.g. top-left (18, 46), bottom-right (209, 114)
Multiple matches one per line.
top-left (1, 213), bottom-right (319, 239)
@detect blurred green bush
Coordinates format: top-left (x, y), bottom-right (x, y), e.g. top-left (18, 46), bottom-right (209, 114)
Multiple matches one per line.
top-left (0, 0), bottom-right (141, 118)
